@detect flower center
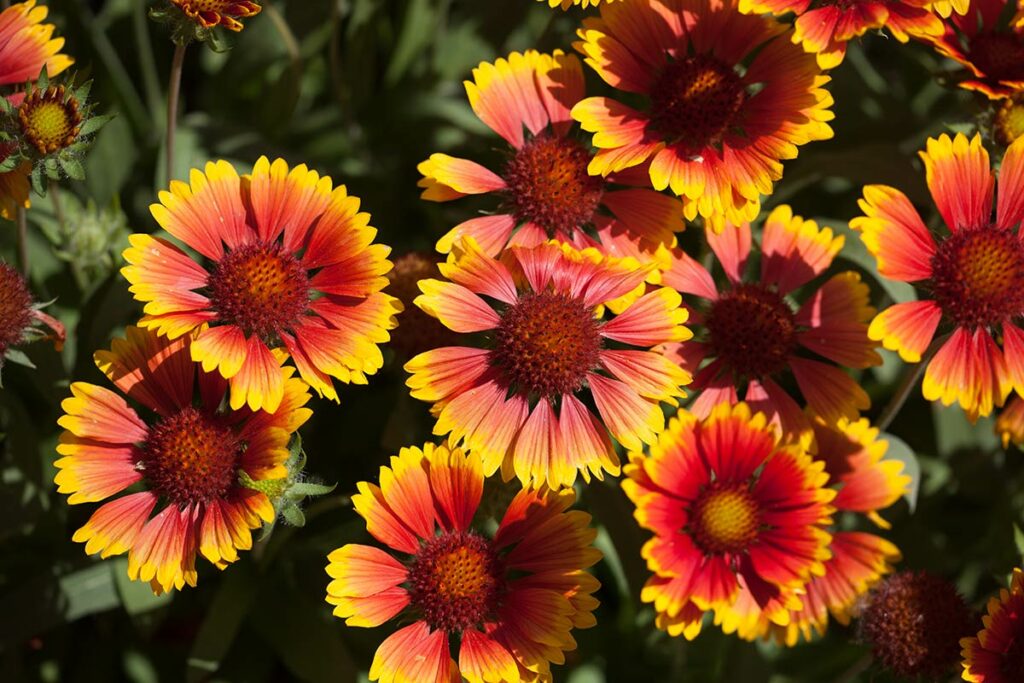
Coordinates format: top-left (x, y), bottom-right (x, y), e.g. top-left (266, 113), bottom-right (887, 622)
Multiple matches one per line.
top-left (970, 32), bottom-right (1024, 82)
top-left (492, 291), bottom-right (602, 397)
top-left (207, 242), bottom-right (310, 341)
top-left (930, 228), bottom-right (1024, 329)
top-left (0, 262), bottom-right (33, 357)
top-left (649, 55), bottom-right (746, 147)
top-left (408, 531), bottom-right (505, 633)
top-left (995, 97), bottom-right (1024, 147)
top-left (502, 135), bottom-right (605, 237)
top-left (689, 482), bottom-right (761, 555)
top-left (18, 86), bottom-right (82, 155)
top-left (705, 283), bottom-right (797, 379)
top-left (139, 407), bottom-right (241, 506)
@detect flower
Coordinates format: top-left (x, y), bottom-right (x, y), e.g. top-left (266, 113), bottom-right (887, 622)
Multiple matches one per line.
top-left (994, 95), bottom-right (1024, 146)
top-left (995, 396), bottom-right (1024, 447)
top-left (540, 0), bottom-right (616, 9)
top-left (852, 133), bottom-right (1024, 420)
top-left (385, 252), bottom-right (461, 360)
top-left (17, 83), bottom-right (82, 154)
top-left (122, 157), bottom-right (401, 413)
top-left (170, 0), bottom-right (262, 32)
top-left (661, 205), bottom-right (880, 441)
top-left (738, 0), bottom-right (945, 69)
top-left (0, 259), bottom-right (64, 365)
top-left (622, 402), bottom-right (836, 640)
top-left (922, 0), bottom-right (1024, 99)
top-left (714, 416), bottom-right (908, 645)
top-left (0, 0), bottom-right (73, 88)
top-left (961, 568), bottom-right (1024, 682)
top-left (55, 326), bottom-right (312, 594)
top-left (860, 571), bottom-right (974, 679)
top-left (571, 0), bottom-right (834, 228)
top-left (324, 443), bottom-right (600, 683)
top-left (404, 237), bottom-right (691, 489)
top-left (0, 141), bottom-right (29, 220)
top-left (418, 50), bottom-right (683, 259)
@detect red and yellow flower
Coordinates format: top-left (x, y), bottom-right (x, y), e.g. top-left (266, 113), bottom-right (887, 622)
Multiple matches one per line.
top-left (404, 237), bottom-right (691, 489)
top-left (55, 326), bottom-right (311, 594)
top-left (571, 0), bottom-right (834, 228)
top-left (122, 157), bottom-right (400, 413)
top-left (0, 259), bottom-right (64, 362)
top-left (961, 568), bottom-right (1024, 682)
top-left (923, 0), bottom-right (1024, 99)
top-left (714, 416), bottom-right (907, 644)
top-left (419, 50), bottom-right (683, 260)
top-left (852, 133), bottom-right (1024, 419)
top-left (622, 402), bottom-right (836, 639)
top-left (738, 0), bottom-right (945, 69)
top-left (995, 396), bottom-right (1024, 446)
top-left (661, 205), bottom-right (880, 441)
top-left (170, 0), bottom-right (262, 32)
top-left (0, 0), bottom-right (73, 88)
top-left (325, 442), bottom-right (600, 683)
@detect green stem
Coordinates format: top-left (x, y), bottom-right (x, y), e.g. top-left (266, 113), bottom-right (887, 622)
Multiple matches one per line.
top-left (15, 207), bottom-right (28, 277)
top-left (132, 0), bottom-right (163, 123)
top-left (876, 335), bottom-right (947, 432)
top-left (165, 43), bottom-right (187, 184)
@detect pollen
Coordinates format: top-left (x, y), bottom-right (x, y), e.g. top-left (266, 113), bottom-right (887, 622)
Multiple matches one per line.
top-left (969, 32), bottom-right (1024, 82)
top-left (705, 283), bottom-right (797, 379)
top-left (995, 96), bottom-right (1024, 147)
top-left (502, 135), bottom-right (605, 238)
top-left (207, 242), bottom-right (310, 342)
top-left (492, 291), bottom-right (602, 398)
top-left (689, 482), bottom-right (761, 555)
top-left (930, 228), bottom-right (1024, 329)
top-left (408, 531), bottom-right (505, 632)
top-left (649, 55), bottom-right (746, 148)
top-left (139, 407), bottom-right (241, 507)
top-left (18, 86), bottom-right (82, 155)
top-left (0, 262), bottom-right (33, 358)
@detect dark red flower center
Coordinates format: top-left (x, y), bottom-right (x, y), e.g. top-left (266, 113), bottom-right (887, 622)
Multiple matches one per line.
top-left (689, 481), bottom-right (761, 555)
top-left (705, 283), bottom-right (797, 379)
top-left (930, 228), bottom-right (1024, 329)
top-left (0, 262), bottom-right (33, 357)
top-left (408, 531), bottom-right (505, 632)
top-left (18, 86), bottom-right (82, 155)
top-left (970, 32), bottom-right (1024, 82)
top-left (140, 406), bottom-right (241, 506)
top-left (492, 291), bottom-right (602, 397)
top-left (649, 55), bottom-right (746, 148)
top-left (502, 135), bottom-right (605, 237)
top-left (207, 242), bottom-right (311, 341)
top-left (995, 96), bottom-right (1024, 147)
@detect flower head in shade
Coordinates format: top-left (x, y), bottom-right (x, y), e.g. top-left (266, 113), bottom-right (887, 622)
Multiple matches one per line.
top-left (170, 0), bottom-right (261, 32)
top-left (661, 205), bottom-right (880, 442)
top-left (55, 326), bottom-right (312, 594)
top-left (325, 443), bottom-right (600, 683)
top-left (419, 50), bottom-right (684, 260)
top-left (571, 0), bottom-right (834, 228)
top-left (995, 395), bottom-right (1024, 447)
top-left (122, 158), bottom-right (400, 413)
top-left (923, 0), bottom-right (1024, 99)
top-left (739, 0), bottom-right (945, 70)
top-left (0, 0), bottom-right (73, 88)
top-left (0, 259), bottom-right (64, 367)
top-left (860, 571), bottom-right (974, 679)
top-left (852, 133), bottom-right (1024, 420)
top-left (622, 403), bottom-right (836, 640)
top-left (714, 416), bottom-right (908, 645)
top-left (962, 568), bottom-right (1024, 683)
top-left (995, 95), bottom-right (1024, 146)
top-left (385, 252), bottom-right (462, 360)
top-left (404, 237), bottom-right (691, 489)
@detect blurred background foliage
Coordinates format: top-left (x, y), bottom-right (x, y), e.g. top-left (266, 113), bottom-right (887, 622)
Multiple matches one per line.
top-left (0, 1), bottom-right (1020, 681)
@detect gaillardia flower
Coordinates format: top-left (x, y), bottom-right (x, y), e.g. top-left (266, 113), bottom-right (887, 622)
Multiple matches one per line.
top-left (714, 416), bottom-right (907, 645)
top-left (661, 205), bottom-right (880, 440)
top-left (170, 0), bottom-right (262, 31)
top-left (325, 443), bottom-right (600, 683)
top-left (995, 95), bottom-right (1024, 146)
top-left (419, 50), bottom-right (683, 258)
top-left (404, 237), bottom-right (691, 489)
top-left (995, 395), bottom-right (1024, 447)
top-left (55, 326), bottom-right (312, 594)
top-left (622, 402), bottom-right (835, 640)
top-left (738, 0), bottom-right (944, 69)
top-left (571, 0), bottom-right (834, 227)
top-left (17, 83), bottom-right (82, 154)
top-left (122, 157), bottom-right (400, 413)
top-left (923, 0), bottom-right (1024, 99)
top-left (962, 568), bottom-right (1024, 682)
top-left (0, 259), bottom-right (64, 365)
top-left (0, 0), bottom-right (73, 88)
top-left (852, 133), bottom-right (1024, 419)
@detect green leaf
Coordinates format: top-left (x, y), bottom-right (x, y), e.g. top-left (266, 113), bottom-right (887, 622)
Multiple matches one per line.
top-left (280, 500), bottom-right (305, 527)
top-left (288, 481), bottom-right (337, 497)
top-left (880, 432), bottom-right (921, 513)
top-left (186, 562), bottom-right (257, 683)
top-left (59, 156), bottom-right (86, 181)
top-left (3, 348), bottom-right (36, 368)
top-left (79, 113), bottom-right (116, 137)
top-left (110, 558), bottom-right (172, 615)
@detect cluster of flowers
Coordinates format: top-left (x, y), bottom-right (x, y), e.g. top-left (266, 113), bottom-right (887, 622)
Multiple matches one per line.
top-left (0, 0), bottom-right (1023, 680)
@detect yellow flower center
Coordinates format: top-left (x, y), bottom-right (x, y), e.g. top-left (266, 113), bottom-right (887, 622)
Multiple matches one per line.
top-left (931, 228), bottom-right (1024, 329)
top-left (409, 531), bottom-right (504, 632)
top-left (690, 482), bottom-right (761, 555)
top-left (995, 97), bottom-right (1024, 146)
top-left (140, 407), bottom-right (241, 506)
top-left (493, 291), bottom-right (602, 398)
top-left (649, 55), bottom-right (746, 148)
top-left (705, 283), bottom-right (797, 379)
top-left (18, 86), bottom-right (82, 155)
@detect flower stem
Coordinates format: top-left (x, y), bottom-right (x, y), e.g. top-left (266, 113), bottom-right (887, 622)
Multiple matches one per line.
top-left (875, 335), bottom-right (947, 432)
top-left (15, 207), bottom-right (28, 277)
top-left (165, 43), bottom-right (187, 184)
